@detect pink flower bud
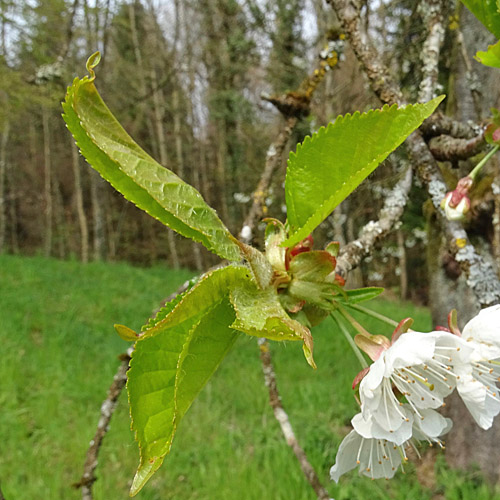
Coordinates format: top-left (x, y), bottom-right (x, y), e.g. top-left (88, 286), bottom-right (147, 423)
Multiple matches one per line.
top-left (441, 192), bottom-right (470, 220)
top-left (440, 176), bottom-right (472, 221)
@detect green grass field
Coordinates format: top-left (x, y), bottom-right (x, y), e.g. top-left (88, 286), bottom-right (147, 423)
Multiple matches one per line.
top-left (0, 255), bottom-right (498, 499)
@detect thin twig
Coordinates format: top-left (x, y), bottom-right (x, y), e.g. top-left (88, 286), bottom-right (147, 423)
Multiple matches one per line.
top-left (329, 0), bottom-right (500, 307)
top-left (239, 115), bottom-right (298, 244)
top-left (74, 347), bottom-right (133, 498)
top-left (258, 339), bottom-right (332, 500)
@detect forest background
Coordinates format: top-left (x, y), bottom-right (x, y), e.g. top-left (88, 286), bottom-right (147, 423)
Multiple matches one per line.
top-left (0, 0), bottom-right (448, 295)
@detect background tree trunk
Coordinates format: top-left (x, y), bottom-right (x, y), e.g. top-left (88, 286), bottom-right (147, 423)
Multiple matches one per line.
top-left (429, 5), bottom-right (500, 483)
top-left (0, 119), bottom-right (9, 253)
top-left (71, 141), bottom-right (89, 263)
top-left (42, 106), bottom-right (52, 258)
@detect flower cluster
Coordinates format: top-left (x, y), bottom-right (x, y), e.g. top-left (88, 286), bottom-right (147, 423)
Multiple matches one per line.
top-left (330, 305), bottom-right (500, 482)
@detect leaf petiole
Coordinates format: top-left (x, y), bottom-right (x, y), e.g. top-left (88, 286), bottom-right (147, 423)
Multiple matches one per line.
top-left (343, 303), bottom-right (399, 328)
top-left (336, 304), bottom-right (372, 337)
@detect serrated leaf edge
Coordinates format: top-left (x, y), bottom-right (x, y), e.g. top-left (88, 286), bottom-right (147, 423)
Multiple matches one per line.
top-left (137, 265), bottom-right (249, 340)
top-left (284, 97), bottom-right (444, 247)
top-left (129, 298), bottom-right (226, 495)
top-left (62, 77), bottom-right (241, 261)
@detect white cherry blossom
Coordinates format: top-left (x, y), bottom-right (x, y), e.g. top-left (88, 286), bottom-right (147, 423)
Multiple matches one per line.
top-left (359, 331), bottom-right (470, 436)
top-left (330, 407), bottom-right (452, 482)
top-left (455, 305), bottom-right (500, 429)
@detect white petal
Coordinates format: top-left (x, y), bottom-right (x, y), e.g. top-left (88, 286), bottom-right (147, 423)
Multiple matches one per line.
top-left (371, 379), bottom-right (411, 434)
top-left (456, 376), bottom-right (500, 429)
top-left (463, 306), bottom-right (500, 347)
top-left (352, 410), bottom-right (412, 446)
top-left (360, 356), bottom-right (386, 397)
top-left (330, 430), bottom-right (403, 482)
top-left (358, 438), bottom-right (402, 480)
top-left (384, 332), bottom-right (436, 371)
top-left (433, 331), bottom-right (474, 364)
top-left (413, 408), bottom-right (451, 439)
top-left (330, 430), bottom-right (363, 482)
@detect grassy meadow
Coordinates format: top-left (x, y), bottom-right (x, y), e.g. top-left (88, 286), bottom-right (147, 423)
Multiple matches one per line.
top-left (0, 255), bottom-right (499, 499)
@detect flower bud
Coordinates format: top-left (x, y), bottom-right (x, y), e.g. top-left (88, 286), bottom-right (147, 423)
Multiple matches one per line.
top-left (440, 176), bottom-right (472, 221)
top-left (441, 192), bottom-right (470, 221)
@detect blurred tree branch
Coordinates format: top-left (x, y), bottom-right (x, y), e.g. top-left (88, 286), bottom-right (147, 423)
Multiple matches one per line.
top-left (428, 132), bottom-right (486, 162)
top-left (336, 165), bottom-right (412, 277)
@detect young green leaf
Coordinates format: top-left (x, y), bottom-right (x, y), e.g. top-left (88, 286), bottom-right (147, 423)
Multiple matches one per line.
top-left (126, 265), bottom-right (251, 493)
top-left (461, 0), bottom-right (500, 39)
top-left (137, 265), bottom-right (251, 340)
top-left (237, 242), bottom-right (273, 289)
top-left (128, 298), bottom-right (238, 496)
top-left (476, 39), bottom-right (500, 68)
top-left (284, 96), bottom-right (444, 247)
top-left (230, 279), bottom-right (316, 368)
top-left (62, 54), bottom-right (241, 261)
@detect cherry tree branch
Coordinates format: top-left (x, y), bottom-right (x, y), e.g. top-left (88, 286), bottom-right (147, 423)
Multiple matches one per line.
top-left (74, 347), bottom-right (133, 498)
top-left (428, 133), bottom-right (486, 161)
top-left (421, 112), bottom-right (481, 140)
top-left (329, 0), bottom-right (500, 307)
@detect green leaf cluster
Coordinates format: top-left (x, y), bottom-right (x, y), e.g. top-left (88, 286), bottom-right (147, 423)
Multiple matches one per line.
top-left (125, 264), bottom-right (317, 494)
top-left (62, 54), bottom-right (444, 495)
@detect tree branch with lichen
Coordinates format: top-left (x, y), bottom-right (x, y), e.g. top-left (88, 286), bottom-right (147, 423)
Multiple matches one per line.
top-left (421, 112), bottom-right (481, 140)
top-left (329, 0), bottom-right (500, 307)
top-left (417, 0), bottom-right (446, 104)
top-left (336, 165), bottom-right (412, 278)
top-left (428, 133), bottom-right (486, 162)
top-left (258, 339), bottom-right (331, 500)
top-left (74, 347), bottom-right (133, 498)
